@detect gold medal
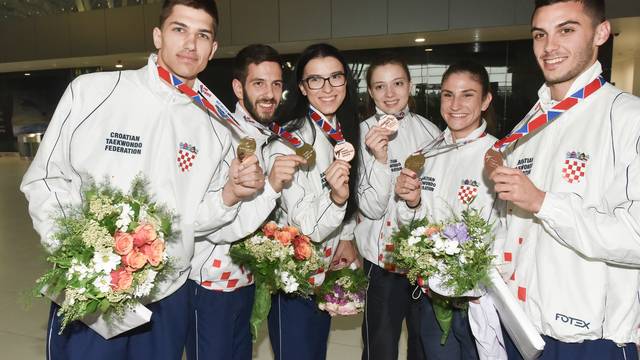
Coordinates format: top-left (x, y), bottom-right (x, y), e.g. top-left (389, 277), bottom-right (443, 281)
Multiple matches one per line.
top-left (404, 153), bottom-right (426, 174)
top-left (237, 137), bottom-right (256, 161)
top-left (483, 148), bottom-right (504, 176)
top-left (334, 141), bottom-right (355, 162)
top-left (295, 143), bottom-right (316, 168)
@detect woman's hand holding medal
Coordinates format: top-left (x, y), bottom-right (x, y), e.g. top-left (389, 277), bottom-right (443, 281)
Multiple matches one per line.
top-left (268, 154), bottom-right (307, 193)
top-left (365, 126), bottom-right (395, 164)
top-left (395, 168), bottom-right (422, 208)
top-left (326, 160), bottom-right (351, 206)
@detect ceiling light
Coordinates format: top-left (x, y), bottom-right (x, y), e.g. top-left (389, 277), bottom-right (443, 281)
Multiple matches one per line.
top-left (424, 48), bottom-right (433, 52)
top-left (115, 61), bottom-right (124, 69)
top-left (24, 73), bottom-right (31, 76)
top-left (414, 37), bottom-right (426, 43)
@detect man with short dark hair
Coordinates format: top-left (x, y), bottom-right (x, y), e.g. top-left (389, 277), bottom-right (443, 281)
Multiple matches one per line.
top-left (21, 1), bottom-right (264, 359)
top-left (490, 0), bottom-right (640, 358)
top-left (187, 44), bottom-right (306, 360)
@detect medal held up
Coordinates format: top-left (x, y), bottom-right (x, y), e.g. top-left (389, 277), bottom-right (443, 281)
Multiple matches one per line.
top-left (308, 106), bottom-right (355, 162)
top-left (404, 153), bottom-right (426, 174)
top-left (269, 122), bottom-right (317, 167)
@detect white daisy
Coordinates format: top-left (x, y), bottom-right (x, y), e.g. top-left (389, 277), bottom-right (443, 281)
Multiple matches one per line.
top-left (92, 250), bottom-right (121, 274)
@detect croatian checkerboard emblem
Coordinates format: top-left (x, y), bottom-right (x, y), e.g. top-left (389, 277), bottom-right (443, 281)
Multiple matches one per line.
top-left (177, 142), bottom-right (198, 172)
top-left (562, 151), bottom-right (589, 183)
top-left (457, 179), bottom-right (479, 205)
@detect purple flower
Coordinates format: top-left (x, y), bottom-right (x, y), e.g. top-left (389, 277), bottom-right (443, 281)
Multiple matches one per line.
top-left (443, 223), bottom-right (469, 243)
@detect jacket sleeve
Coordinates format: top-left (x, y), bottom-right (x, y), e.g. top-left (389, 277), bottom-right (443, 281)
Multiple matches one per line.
top-left (356, 123), bottom-right (393, 220)
top-left (396, 198), bottom-right (427, 227)
top-left (535, 95), bottom-right (640, 267)
top-left (193, 132), bottom-right (241, 236)
top-left (339, 215), bottom-right (356, 241)
top-left (20, 82), bottom-right (82, 252)
top-left (201, 181), bottom-right (279, 243)
top-left (268, 145), bottom-right (346, 243)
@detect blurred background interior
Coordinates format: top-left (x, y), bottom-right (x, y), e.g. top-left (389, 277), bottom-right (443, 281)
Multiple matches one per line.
top-left (0, 0), bottom-right (638, 358)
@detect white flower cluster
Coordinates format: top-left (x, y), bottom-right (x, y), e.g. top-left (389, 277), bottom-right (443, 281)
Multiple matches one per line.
top-left (116, 203), bottom-right (135, 231)
top-left (250, 235), bottom-right (267, 245)
top-left (278, 270), bottom-right (299, 293)
top-left (432, 236), bottom-right (461, 256)
top-left (82, 220), bottom-right (113, 251)
top-left (91, 249), bottom-right (121, 274)
top-left (133, 269), bottom-right (157, 297)
top-left (336, 276), bottom-right (353, 289)
top-left (66, 259), bottom-right (91, 281)
top-left (43, 233), bottom-right (62, 252)
top-left (88, 196), bottom-right (116, 221)
top-left (92, 274), bottom-right (113, 293)
top-left (62, 287), bottom-right (88, 307)
top-left (138, 205), bottom-right (149, 222)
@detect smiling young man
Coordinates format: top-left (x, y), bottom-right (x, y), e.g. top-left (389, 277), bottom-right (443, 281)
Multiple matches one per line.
top-left (21, 1), bottom-right (265, 359)
top-left (187, 44), bottom-right (306, 360)
top-left (488, 1), bottom-right (640, 359)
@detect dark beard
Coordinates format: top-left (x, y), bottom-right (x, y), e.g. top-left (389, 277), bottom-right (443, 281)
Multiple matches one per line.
top-left (243, 88), bottom-right (276, 124)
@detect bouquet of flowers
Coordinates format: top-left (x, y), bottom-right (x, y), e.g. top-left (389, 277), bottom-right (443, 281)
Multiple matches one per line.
top-left (34, 177), bottom-right (174, 336)
top-left (391, 208), bottom-right (494, 343)
top-left (230, 221), bottom-right (324, 340)
top-left (315, 263), bottom-right (367, 316)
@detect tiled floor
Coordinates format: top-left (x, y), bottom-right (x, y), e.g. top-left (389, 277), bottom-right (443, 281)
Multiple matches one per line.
top-left (0, 156), bottom-right (408, 359)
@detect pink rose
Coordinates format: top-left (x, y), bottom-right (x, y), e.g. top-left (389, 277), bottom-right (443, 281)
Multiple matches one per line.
top-left (263, 222), bottom-right (278, 238)
top-left (141, 239), bottom-right (165, 267)
top-left (110, 267), bottom-right (133, 291)
top-left (113, 231), bottom-right (134, 255)
top-left (274, 230), bottom-right (294, 246)
top-left (133, 222), bottom-right (157, 247)
top-left (282, 226), bottom-right (299, 237)
top-left (293, 235), bottom-right (312, 260)
top-left (122, 249), bottom-right (148, 270)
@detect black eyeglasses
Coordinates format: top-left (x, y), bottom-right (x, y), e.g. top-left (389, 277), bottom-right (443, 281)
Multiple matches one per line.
top-left (302, 73), bottom-right (347, 90)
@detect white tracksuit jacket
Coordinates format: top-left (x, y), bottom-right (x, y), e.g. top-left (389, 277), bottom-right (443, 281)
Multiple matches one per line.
top-left (396, 122), bottom-right (507, 359)
top-left (267, 116), bottom-right (354, 286)
top-left (497, 61), bottom-right (640, 344)
top-left (190, 103), bottom-right (280, 291)
top-left (20, 54), bottom-right (240, 303)
top-left (355, 111), bottom-right (441, 272)
top-left (396, 121), bottom-right (498, 225)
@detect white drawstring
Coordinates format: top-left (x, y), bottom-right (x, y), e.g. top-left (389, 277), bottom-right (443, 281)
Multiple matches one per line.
top-left (411, 284), bottom-right (423, 300)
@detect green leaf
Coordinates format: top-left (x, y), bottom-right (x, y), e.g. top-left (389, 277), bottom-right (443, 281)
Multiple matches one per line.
top-left (250, 282), bottom-right (272, 342)
top-left (85, 300), bottom-right (99, 315)
top-left (99, 298), bottom-right (110, 312)
top-left (431, 294), bottom-right (453, 345)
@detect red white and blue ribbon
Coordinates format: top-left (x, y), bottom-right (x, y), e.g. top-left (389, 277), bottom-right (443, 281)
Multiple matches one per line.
top-left (157, 65), bottom-right (307, 149)
top-left (492, 75), bottom-right (606, 151)
top-left (268, 122), bottom-right (305, 150)
top-left (157, 65), bottom-right (243, 130)
top-left (307, 105), bottom-right (346, 144)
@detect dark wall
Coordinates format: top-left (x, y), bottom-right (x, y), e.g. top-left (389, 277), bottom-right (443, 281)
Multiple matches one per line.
top-left (0, 37), bottom-right (613, 151)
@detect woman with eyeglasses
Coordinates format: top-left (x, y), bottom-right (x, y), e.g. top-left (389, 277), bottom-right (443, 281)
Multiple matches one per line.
top-left (395, 60), bottom-right (506, 360)
top-left (354, 53), bottom-right (441, 360)
top-left (265, 43), bottom-right (361, 360)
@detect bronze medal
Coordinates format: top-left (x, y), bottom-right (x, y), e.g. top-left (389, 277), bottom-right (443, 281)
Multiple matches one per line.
top-left (237, 137), bottom-right (256, 161)
top-left (378, 115), bottom-right (399, 132)
top-left (295, 143), bottom-right (316, 167)
top-left (334, 141), bottom-right (355, 162)
top-left (483, 148), bottom-right (504, 176)
top-left (404, 153), bottom-right (426, 174)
